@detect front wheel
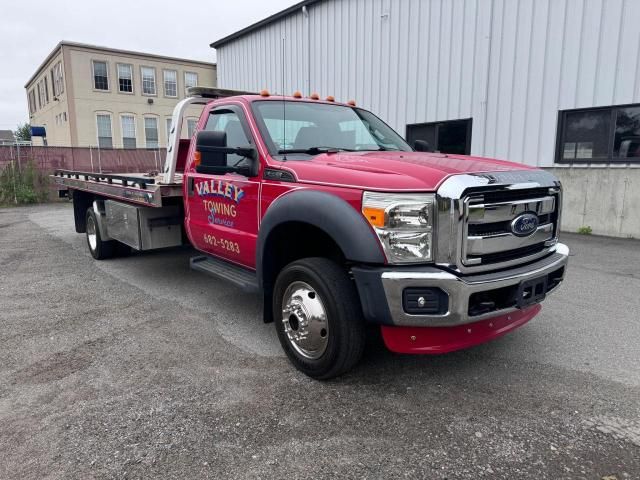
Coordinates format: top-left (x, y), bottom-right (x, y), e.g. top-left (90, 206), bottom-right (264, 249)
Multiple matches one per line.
top-left (273, 257), bottom-right (366, 379)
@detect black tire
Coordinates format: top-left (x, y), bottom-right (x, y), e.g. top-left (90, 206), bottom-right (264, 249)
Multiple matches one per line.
top-left (85, 209), bottom-right (116, 260)
top-left (273, 257), bottom-right (366, 379)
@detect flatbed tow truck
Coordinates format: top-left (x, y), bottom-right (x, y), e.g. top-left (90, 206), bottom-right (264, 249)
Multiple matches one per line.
top-left (53, 87), bottom-right (568, 379)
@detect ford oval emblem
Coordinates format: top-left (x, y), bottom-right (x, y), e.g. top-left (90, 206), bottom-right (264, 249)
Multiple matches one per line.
top-left (511, 213), bottom-right (539, 237)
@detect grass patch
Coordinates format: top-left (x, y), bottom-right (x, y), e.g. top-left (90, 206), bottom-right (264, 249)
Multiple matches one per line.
top-left (577, 225), bottom-right (593, 235)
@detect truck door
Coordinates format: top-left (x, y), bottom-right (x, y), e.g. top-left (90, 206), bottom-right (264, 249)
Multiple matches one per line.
top-left (185, 104), bottom-right (260, 268)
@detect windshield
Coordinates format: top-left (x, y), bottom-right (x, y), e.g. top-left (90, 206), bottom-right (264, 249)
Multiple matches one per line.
top-left (252, 100), bottom-right (412, 158)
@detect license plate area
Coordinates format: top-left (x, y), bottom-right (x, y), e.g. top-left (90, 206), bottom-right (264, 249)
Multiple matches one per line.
top-left (517, 276), bottom-right (548, 309)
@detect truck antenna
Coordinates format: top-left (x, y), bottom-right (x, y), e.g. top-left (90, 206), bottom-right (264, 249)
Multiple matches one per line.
top-left (282, 37), bottom-right (287, 162)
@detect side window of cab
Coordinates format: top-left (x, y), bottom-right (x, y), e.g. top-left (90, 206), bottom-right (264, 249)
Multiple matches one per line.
top-left (204, 109), bottom-right (251, 166)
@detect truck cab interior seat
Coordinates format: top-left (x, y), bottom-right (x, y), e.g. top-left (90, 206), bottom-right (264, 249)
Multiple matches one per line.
top-left (294, 126), bottom-right (324, 149)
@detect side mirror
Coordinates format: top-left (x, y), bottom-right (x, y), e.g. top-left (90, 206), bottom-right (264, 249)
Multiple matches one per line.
top-left (195, 130), bottom-right (258, 176)
top-left (414, 139), bottom-right (432, 152)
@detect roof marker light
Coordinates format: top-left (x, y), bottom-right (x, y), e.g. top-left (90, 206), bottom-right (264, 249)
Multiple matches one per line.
top-left (310, 92), bottom-right (320, 100)
top-left (326, 96), bottom-right (335, 102)
top-left (260, 89), bottom-right (270, 97)
top-left (347, 100), bottom-right (356, 106)
top-left (293, 91), bottom-right (303, 98)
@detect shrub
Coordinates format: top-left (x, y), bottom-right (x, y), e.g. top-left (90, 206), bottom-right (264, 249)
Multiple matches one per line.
top-left (578, 226), bottom-right (593, 235)
top-left (0, 160), bottom-right (49, 205)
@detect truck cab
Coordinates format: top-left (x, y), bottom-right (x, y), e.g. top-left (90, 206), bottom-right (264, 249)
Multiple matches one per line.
top-left (56, 87), bottom-right (569, 379)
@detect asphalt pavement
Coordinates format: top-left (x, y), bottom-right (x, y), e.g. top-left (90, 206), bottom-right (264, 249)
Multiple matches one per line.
top-left (0, 203), bottom-right (639, 479)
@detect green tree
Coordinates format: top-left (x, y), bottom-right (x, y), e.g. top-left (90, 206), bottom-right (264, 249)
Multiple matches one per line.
top-left (14, 123), bottom-right (31, 141)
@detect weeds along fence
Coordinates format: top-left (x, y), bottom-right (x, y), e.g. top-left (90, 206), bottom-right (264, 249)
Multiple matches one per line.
top-left (0, 145), bottom-right (166, 204)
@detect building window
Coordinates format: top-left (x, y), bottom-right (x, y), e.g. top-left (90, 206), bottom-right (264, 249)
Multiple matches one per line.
top-left (141, 67), bottom-right (156, 95)
top-left (164, 70), bottom-right (177, 97)
top-left (117, 64), bottom-right (133, 93)
top-left (557, 104), bottom-right (640, 163)
top-left (144, 117), bottom-right (159, 148)
top-left (50, 70), bottom-right (56, 98)
top-left (121, 115), bottom-right (137, 149)
top-left (166, 118), bottom-right (173, 145)
top-left (51, 62), bottom-right (64, 97)
top-left (28, 90), bottom-right (36, 114)
top-left (37, 81), bottom-right (47, 108)
top-left (184, 71), bottom-right (198, 94)
top-left (92, 60), bottom-right (109, 90)
top-left (96, 114), bottom-right (113, 149)
top-left (187, 118), bottom-right (197, 137)
top-left (44, 78), bottom-right (49, 103)
top-left (54, 62), bottom-right (64, 95)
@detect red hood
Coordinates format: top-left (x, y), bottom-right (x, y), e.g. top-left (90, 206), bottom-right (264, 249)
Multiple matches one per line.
top-left (271, 151), bottom-right (536, 191)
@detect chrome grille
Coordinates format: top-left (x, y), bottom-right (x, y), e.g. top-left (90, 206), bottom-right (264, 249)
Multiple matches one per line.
top-left (461, 188), bottom-right (560, 269)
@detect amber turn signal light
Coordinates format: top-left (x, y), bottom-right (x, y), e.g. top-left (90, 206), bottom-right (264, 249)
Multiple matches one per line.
top-left (194, 151), bottom-right (202, 166)
top-left (362, 207), bottom-right (385, 228)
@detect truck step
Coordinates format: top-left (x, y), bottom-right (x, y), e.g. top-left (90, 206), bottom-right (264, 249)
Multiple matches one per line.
top-left (190, 255), bottom-right (259, 293)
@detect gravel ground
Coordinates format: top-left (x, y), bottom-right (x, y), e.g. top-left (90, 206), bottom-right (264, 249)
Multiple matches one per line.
top-left (0, 203), bottom-right (639, 479)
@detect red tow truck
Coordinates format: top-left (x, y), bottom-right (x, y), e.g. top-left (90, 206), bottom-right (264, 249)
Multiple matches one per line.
top-left (53, 87), bottom-right (568, 379)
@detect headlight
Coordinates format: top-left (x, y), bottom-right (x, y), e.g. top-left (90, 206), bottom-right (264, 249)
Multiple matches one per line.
top-left (362, 191), bottom-right (435, 264)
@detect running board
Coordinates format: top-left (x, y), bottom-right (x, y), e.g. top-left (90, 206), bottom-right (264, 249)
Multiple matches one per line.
top-left (190, 255), bottom-right (259, 293)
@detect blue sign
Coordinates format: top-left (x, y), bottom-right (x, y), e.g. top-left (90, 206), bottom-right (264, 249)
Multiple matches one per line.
top-left (30, 126), bottom-right (47, 137)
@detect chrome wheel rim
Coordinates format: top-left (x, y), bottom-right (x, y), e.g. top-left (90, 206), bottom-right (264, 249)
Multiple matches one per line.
top-left (86, 215), bottom-right (97, 251)
top-left (281, 281), bottom-right (329, 360)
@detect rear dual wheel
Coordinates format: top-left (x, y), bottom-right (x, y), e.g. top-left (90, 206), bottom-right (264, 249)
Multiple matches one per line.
top-left (273, 257), bottom-right (366, 380)
top-left (85, 209), bottom-right (130, 260)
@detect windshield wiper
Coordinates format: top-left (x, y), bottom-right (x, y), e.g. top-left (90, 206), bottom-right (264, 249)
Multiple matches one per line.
top-left (277, 146), bottom-right (355, 155)
top-left (371, 146), bottom-right (402, 151)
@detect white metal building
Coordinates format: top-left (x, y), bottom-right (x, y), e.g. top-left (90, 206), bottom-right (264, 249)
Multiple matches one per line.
top-left (212, 0), bottom-right (640, 237)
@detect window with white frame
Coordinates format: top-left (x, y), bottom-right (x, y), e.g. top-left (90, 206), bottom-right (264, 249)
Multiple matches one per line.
top-left (187, 118), bottom-right (197, 137)
top-left (121, 115), bottom-right (136, 149)
top-left (37, 80), bottom-right (48, 107)
top-left (43, 78), bottom-right (49, 103)
top-left (117, 64), bottom-right (133, 93)
top-left (166, 118), bottom-right (173, 145)
top-left (28, 90), bottom-right (36, 114)
top-left (92, 60), bottom-right (109, 90)
top-left (141, 67), bottom-right (156, 95)
top-left (164, 70), bottom-right (177, 97)
top-left (55, 62), bottom-right (64, 95)
top-left (184, 71), bottom-right (198, 94)
top-left (144, 117), bottom-right (159, 148)
top-left (96, 114), bottom-right (113, 148)
top-left (51, 62), bottom-right (64, 96)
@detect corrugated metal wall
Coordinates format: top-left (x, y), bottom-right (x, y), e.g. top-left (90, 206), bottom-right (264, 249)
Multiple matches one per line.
top-left (216, 0), bottom-right (640, 167)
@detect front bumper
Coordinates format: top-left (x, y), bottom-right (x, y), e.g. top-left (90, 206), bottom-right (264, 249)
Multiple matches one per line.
top-left (352, 243), bottom-right (569, 328)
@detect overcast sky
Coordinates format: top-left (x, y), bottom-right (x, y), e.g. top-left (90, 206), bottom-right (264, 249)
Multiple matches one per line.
top-left (0, 0), bottom-right (296, 131)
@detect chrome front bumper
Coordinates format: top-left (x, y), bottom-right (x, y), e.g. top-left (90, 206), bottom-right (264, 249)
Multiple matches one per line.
top-left (352, 243), bottom-right (569, 328)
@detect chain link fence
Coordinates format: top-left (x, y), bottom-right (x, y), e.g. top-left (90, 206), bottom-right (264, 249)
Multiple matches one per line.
top-left (0, 144), bottom-right (166, 204)
top-left (0, 143), bottom-right (165, 173)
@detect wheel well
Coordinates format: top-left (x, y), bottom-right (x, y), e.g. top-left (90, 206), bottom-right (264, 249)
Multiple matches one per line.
top-left (261, 222), bottom-right (346, 323)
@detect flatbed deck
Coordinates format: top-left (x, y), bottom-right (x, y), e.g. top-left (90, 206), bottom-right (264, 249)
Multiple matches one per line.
top-left (52, 169), bottom-right (183, 207)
